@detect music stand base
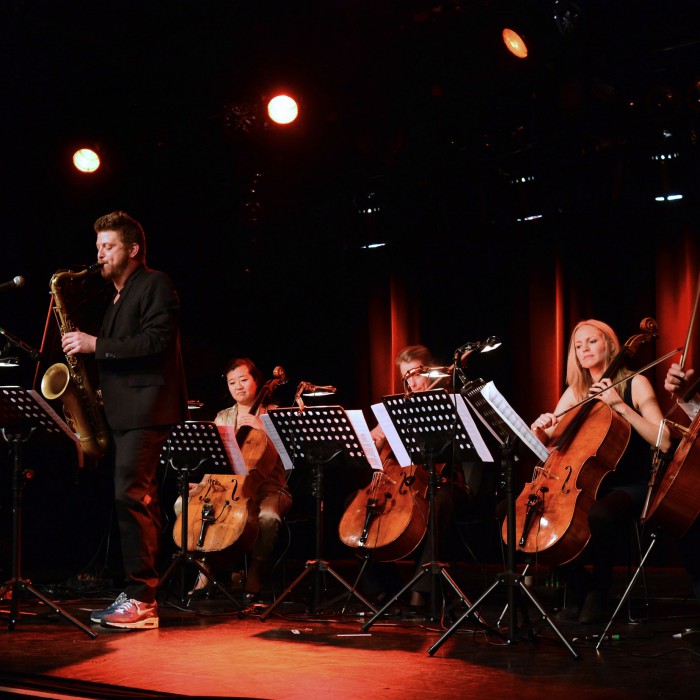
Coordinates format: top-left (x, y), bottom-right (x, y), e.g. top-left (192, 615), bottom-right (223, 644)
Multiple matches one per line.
top-left (360, 560), bottom-right (485, 630)
top-left (259, 559), bottom-right (376, 621)
top-left (1, 577), bottom-right (97, 639)
top-left (158, 552), bottom-right (244, 611)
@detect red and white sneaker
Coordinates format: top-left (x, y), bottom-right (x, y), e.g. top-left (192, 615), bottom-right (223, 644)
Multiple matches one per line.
top-left (100, 598), bottom-right (159, 629)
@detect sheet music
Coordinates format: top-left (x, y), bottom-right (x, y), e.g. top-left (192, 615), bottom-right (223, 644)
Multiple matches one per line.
top-left (215, 424), bottom-right (249, 475)
top-left (449, 393), bottom-right (494, 463)
top-left (346, 409), bottom-right (383, 470)
top-left (260, 413), bottom-right (294, 470)
top-left (480, 381), bottom-right (549, 462)
top-left (371, 401), bottom-right (412, 467)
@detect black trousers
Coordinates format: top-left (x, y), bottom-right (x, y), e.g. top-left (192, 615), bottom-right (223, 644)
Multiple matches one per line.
top-left (112, 425), bottom-right (171, 603)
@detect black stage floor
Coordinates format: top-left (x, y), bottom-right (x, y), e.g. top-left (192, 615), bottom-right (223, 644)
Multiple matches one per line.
top-left (1, 560), bottom-right (699, 699)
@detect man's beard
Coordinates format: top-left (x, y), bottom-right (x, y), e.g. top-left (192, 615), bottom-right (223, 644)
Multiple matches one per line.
top-left (101, 254), bottom-right (129, 281)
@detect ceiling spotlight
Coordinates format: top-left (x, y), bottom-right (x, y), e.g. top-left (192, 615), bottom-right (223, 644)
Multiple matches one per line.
top-left (502, 28), bottom-right (528, 59)
top-left (72, 148), bottom-right (100, 173)
top-left (267, 94), bottom-right (299, 125)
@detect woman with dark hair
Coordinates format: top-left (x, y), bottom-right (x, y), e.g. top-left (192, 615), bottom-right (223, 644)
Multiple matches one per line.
top-left (190, 357), bottom-right (292, 603)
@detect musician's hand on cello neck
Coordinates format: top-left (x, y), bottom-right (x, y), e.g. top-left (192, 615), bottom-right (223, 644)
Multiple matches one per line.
top-left (236, 411), bottom-right (266, 432)
top-left (589, 377), bottom-right (624, 409)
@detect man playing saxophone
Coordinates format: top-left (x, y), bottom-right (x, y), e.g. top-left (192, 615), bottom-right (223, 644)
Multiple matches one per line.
top-left (61, 210), bottom-right (188, 629)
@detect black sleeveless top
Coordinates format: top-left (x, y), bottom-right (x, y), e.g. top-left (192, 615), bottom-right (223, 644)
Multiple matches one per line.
top-left (602, 380), bottom-right (651, 490)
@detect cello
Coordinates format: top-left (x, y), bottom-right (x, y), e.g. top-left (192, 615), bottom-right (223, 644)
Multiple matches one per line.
top-left (503, 319), bottom-right (658, 566)
top-left (173, 473), bottom-right (260, 561)
top-left (338, 462), bottom-right (430, 562)
top-left (644, 279), bottom-right (700, 539)
top-left (172, 366), bottom-right (287, 560)
top-left (235, 365), bottom-right (287, 479)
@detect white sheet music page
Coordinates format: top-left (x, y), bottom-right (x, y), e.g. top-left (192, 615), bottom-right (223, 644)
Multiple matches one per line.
top-left (259, 414), bottom-right (294, 470)
top-left (215, 424), bottom-right (249, 475)
top-left (346, 409), bottom-right (383, 470)
top-left (449, 393), bottom-right (494, 462)
top-left (480, 381), bottom-right (549, 462)
top-left (371, 402), bottom-right (412, 467)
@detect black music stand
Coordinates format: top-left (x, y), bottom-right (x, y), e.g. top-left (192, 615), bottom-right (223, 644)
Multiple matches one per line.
top-left (258, 406), bottom-right (377, 620)
top-left (0, 386), bottom-right (96, 639)
top-left (361, 389), bottom-right (485, 630)
top-left (427, 382), bottom-right (579, 659)
top-left (157, 421), bottom-right (244, 610)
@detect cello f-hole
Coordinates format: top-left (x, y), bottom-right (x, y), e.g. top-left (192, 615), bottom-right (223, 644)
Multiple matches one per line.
top-left (561, 465), bottom-right (572, 494)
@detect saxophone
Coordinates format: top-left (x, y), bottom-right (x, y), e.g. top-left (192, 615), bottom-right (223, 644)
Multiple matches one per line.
top-left (41, 265), bottom-right (110, 461)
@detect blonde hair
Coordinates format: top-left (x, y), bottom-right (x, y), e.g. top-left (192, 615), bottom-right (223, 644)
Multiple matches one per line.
top-left (566, 319), bottom-right (630, 402)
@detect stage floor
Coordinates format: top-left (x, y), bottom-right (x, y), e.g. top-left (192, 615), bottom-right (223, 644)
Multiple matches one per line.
top-left (1, 562), bottom-right (699, 699)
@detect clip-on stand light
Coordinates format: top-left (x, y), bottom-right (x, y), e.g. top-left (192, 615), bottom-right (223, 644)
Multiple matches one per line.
top-left (0, 386), bottom-right (96, 638)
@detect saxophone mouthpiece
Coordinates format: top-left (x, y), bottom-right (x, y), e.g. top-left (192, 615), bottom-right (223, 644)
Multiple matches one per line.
top-left (85, 262), bottom-right (104, 273)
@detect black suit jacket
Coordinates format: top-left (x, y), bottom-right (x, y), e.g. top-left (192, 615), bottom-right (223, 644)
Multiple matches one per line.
top-left (95, 265), bottom-right (188, 431)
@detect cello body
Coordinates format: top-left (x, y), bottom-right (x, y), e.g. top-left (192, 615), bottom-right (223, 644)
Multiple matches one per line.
top-left (644, 412), bottom-right (700, 538)
top-left (338, 462), bottom-right (430, 562)
top-left (503, 401), bottom-right (630, 566)
top-left (173, 473), bottom-right (260, 562)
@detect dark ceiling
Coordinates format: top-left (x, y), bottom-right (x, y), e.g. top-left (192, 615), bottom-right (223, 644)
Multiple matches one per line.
top-left (2, 1), bottom-right (700, 410)
top-left (4, 1), bottom-right (700, 239)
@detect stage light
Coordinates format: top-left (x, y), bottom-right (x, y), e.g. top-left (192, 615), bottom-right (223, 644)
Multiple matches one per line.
top-left (502, 28), bottom-right (528, 59)
top-left (72, 148), bottom-right (101, 173)
top-left (267, 94), bottom-right (299, 125)
top-left (501, 1), bottom-right (584, 61)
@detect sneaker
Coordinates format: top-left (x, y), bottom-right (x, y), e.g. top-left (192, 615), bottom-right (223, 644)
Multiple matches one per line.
top-left (90, 592), bottom-right (128, 624)
top-left (100, 598), bottom-right (159, 629)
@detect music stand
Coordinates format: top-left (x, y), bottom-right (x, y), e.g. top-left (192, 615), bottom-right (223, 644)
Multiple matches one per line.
top-left (427, 381), bottom-right (579, 659)
top-left (361, 389), bottom-right (487, 630)
top-left (0, 386), bottom-right (96, 639)
top-left (157, 421), bottom-right (244, 610)
top-left (258, 406), bottom-right (377, 620)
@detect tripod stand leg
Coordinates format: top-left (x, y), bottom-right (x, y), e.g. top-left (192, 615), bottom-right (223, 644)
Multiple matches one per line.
top-left (595, 533), bottom-right (657, 651)
top-left (361, 565), bottom-right (430, 631)
top-left (517, 580), bottom-right (579, 658)
top-left (427, 577), bottom-right (506, 654)
top-left (316, 560), bottom-right (377, 614)
top-left (338, 554), bottom-right (371, 614)
top-left (496, 562), bottom-right (530, 627)
top-left (259, 558), bottom-right (377, 620)
top-left (159, 554), bottom-right (244, 611)
top-left (259, 561), bottom-right (315, 620)
top-left (2, 578), bottom-right (97, 639)
top-left (361, 561), bottom-right (481, 631)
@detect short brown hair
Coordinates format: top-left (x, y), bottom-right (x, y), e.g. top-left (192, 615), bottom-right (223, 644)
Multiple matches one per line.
top-left (94, 211), bottom-right (147, 263)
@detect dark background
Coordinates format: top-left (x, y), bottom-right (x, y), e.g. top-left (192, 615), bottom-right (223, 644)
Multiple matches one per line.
top-left (1, 1), bottom-right (699, 583)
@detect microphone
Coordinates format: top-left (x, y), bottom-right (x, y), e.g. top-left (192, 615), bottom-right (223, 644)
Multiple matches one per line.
top-left (0, 326), bottom-right (42, 361)
top-left (0, 275), bottom-right (25, 291)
